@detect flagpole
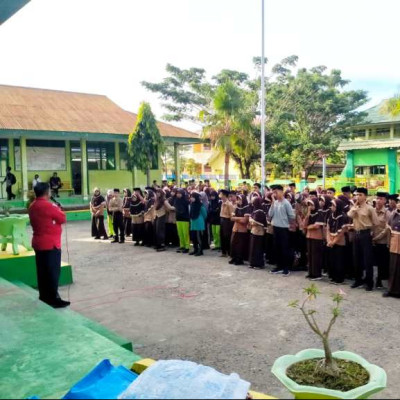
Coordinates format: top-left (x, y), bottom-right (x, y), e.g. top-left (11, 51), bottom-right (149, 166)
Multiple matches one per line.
top-left (260, 0), bottom-right (266, 190)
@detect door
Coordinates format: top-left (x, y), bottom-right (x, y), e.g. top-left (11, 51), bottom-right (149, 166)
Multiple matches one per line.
top-left (70, 141), bottom-right (82, 195)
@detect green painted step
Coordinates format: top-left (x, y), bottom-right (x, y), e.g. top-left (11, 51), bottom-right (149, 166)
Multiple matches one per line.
top-left (0, 278), bottom-right (141, 400)
top-left (12, 281), bottom-right (133, 351)
top-left (0, 249), bottom-right (73, 288)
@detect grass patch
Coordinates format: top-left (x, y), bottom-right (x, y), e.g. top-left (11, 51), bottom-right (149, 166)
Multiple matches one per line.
top-left (286, 358), bottom-right (370, 392)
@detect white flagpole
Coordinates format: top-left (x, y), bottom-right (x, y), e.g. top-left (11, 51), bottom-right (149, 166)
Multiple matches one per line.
top-left (260, 0), bottom-right (266, 190)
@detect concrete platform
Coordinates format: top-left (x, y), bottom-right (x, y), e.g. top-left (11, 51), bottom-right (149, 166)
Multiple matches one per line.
top-left (0, 278), bottom-right (140, 399)
top-left (0, 244), bottom-right (73, 288)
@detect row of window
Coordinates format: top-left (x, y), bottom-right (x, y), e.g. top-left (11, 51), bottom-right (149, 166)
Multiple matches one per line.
top-left (1, 140), bottom-right (158, 171)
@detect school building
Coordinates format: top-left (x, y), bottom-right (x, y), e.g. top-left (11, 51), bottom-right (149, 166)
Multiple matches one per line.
top-left (0, 85), bottom-right (202, 200)
top-left (339, 100), bottom-right (400, 194)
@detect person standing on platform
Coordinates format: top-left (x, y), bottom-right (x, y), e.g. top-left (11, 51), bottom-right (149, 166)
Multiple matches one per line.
top-left (174, 189), bottom-right (190, 254)
top-left (123, 189), bottom-right (132, 238)
top-left (208, 190), bottom-right (222, 251)
top-left (269, 185), bottom-right (295, 276)
top-left (49, 172), bottom-right (62, 198)
top-left (109, 189), bottom-right (125, 244)
top-left (2, 166), bottom-right (16, 200)
top-left (348, 188), bottom-right (380, 291)
top-left (373, 192), bottom-right (391, 289)
top-left (130, 189), bottom-right (145, 246)
top-left (219, 189), bottom-right (235, 258)
top-left (189, 192), bottom-right (208, 256)
top-left (28, 182), bottom-right (69, 308)
top-left (384, 202), bottom-right (400, 298)
top-left (230, 194), bottom-right (251, 266)
top-left (90, 188), bottom-right (108, 240)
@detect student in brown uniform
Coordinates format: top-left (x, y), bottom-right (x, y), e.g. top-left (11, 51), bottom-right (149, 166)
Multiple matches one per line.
top-left (130, 188), bottom-right (145, 246)
top-left (143, 189), bottom-right (156, 247)
top-left (154, 189), bottom-right (176, 252)
top-left (90, 188), bottom-right (108, 240)
top-left (384, 201), bottom-right (400, 298)
top-left (249, 197), bottom-right (267, 269)
top-left (229, 194), bottom-right (251, 266)
top-left (348, 187), bottom-right (380, 291)
top-left (165, 188), bottom-right (179, 247)
top-left (219, 189), bottom-right (235, 257)
top-left (109, 189), bottom-right (125, 244)
top-left (123, 188), bottom-right (132, 238)
top-left (326, 199), bottom-right (348, 284)
top-left (304, 198), bottom-right (324, 280)
top-left (373, 192), bottom-right (391, 289)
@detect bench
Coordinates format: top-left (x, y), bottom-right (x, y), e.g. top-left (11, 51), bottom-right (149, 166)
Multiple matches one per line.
top-left (29, 181), bottom-right (76, 196)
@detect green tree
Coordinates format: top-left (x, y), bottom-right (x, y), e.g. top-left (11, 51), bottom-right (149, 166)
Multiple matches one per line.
top-left (381, 94), bottom-right (400, 117)
top-left (266, 58), bottom-right (368, 178)
top-left (128, 102), bottom-right (165, 186)
top-left (185, 158), bottom-right (202, 177)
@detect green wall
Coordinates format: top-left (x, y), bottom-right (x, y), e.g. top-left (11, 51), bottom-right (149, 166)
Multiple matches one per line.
top-left (353, 149), bottom-right (389, 166)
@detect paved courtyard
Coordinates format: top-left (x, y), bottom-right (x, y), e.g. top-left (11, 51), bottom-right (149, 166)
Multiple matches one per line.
top-left (59, 221), bottom-right (398, 398)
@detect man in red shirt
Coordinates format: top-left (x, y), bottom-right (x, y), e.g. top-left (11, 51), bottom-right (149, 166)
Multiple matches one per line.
top-left (29, 182), bottom-right (70, 308)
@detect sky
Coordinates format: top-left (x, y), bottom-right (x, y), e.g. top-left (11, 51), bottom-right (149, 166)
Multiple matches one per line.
top-left (0, 0), bottom-right (399, 131)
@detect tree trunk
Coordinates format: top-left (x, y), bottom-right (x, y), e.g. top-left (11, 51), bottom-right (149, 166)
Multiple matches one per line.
top-left (224, 152), bottom-right (230, 189)
top-left (244, 162), bottom-right (252, 180)
top-left (322, 336), bottom-right (336, 369)
top-left (146, 167), bottom-right (151, 187)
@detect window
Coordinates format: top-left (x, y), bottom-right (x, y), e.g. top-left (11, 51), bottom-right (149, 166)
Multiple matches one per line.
top-left (375, 128), bottom-right (390, 137)
top-left (353, 129), bottom-right (366, 138)
top-left (87, 142), bottom-right (115, 170)
top-left (355, 165), bottom-right (386, 176)
top-left (119, 143), bottom-right (128, 170)
top-left (14, 139), bottom-right (66, 171)
top-left (0, 139), bottom-right (9, 176)
top-left (203, 143), bottom-right (212, 151)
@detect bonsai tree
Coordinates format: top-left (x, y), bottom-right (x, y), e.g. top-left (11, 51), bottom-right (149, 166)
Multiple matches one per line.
top-left (128, 102), bottom-right (165, 186)
top-left (289, 284), bottom-right (345, 375)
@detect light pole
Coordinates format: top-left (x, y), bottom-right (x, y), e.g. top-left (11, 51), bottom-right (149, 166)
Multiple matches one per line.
top-left (260, 0), bottom-right (266, 190)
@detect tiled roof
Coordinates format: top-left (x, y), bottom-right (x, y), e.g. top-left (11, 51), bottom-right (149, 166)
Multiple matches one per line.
top-left (357, 100), bottom-right (400, 126)
top-left (0, 85), bottom-right (199, 140)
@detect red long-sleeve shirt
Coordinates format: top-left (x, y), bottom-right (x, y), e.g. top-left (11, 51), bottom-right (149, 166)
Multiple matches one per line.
top-left (29, 197), bottom-right (66, 251)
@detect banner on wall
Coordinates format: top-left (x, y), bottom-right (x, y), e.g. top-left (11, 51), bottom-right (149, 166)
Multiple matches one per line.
top-left (15, 146), bottom-right (66, 171)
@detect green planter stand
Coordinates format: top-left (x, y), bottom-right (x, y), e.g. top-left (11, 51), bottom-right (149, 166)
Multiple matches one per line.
top-left (0, 214), bottom-right (32, 255)
top-left (272, 349), bottom-right (387, 399)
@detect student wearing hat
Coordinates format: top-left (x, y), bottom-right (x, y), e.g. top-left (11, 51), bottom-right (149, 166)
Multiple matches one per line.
top-left (348, 188), bottom-right (380, 291)
top-left (326, 188), bottom-right (336, 198)
top-left (373, 192), bottom-right (391, 289)
top-left (387, 194), bottom-right (399, 213)
top-left (109, 189), bottom-right (125, 244)
top-left (269, 185), bottom-right (295, 276)
top-left (384, 202), bottom-right (400, 298)
top-left (219, 189), bottom-right (235, 257)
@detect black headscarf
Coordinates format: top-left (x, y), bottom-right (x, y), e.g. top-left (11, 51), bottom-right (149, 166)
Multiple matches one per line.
top-left (91, 189), bottom-right (105, 207)
top-left (251, 197), bottom-right (267, 226)
top-left (190, 192), bottom-right (202, 220)
top-left (130, 193), bottom-right (144, 215)
top-left (174, 189), bottom-right (190, 220)
top-left (328, 199), bottom-right (348, 234)
top-left (144, 190), bottom-right (155, 212)
top-left (208, 190), bottom-right (221, 225)
top-left (123, 188), bottom-right (132, 209)
top-left (306, 198), bottom-right (322, 225)
top-left (155, 189), bottom-right (166, 210)
top-left (319, 195), bottom-right (332, 224)
top-left (235, 194), bottom-right (250, 217)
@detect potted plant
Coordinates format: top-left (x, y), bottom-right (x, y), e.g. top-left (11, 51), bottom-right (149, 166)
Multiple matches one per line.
top-left (271, 284), bottom-right (387, 399)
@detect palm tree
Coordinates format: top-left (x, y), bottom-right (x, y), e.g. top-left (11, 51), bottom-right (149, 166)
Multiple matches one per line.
top-left (202, 81), bottom-right (252, 188)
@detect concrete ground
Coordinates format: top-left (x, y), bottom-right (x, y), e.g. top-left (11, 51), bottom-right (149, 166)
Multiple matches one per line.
top-left (59, 221), bottom-right (398, 399)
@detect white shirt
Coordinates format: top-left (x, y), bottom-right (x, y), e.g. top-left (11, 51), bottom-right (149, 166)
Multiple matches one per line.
top-left (32, 178), bottom-right (41, 188)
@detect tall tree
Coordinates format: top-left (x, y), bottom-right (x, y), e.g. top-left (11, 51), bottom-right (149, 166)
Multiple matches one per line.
top-left (128, 102), bottom-right (164, 186)
top-left (266, 59), bottom-right (368, 178)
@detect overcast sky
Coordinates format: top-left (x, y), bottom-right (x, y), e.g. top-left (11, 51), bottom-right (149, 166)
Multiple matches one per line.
top-left (1, 0), bottom-right (399, 130)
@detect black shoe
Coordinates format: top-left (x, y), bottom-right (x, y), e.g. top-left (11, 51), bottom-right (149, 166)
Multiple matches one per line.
top-left (234, 261), bottom-right (244, 266)
top-left (351, 281), bottom-right (363, 289)
top-left (176, 248), bottom-right (183, 253)
top-left (376, 281), bottom-right (384, 289)
top-left (365, 287), bottom-right (373, 292)
top-left (189, 251), bottom-right (196, 255)
top-left (182, 249), bottom-right (189, 254)
top-left (111, 239), bottom-right (119, 244)
top-left (305, 274), bottom-right (311, 279)
top-left (228, 259), bottom-right (235, 265)
top-left (119, 240), bottom-right (125, 244)
top-left (382, 292), bottom-right (391, 298)
top-left (156, 247), bottom-right (166, 252)
top-left (94, 237), bottom-right (101, 240)
top-left (194, 251), bottom-right (204, 257)
top-left (270, 268), bottom-right (283, 274)
top-left (134, 242), bottom-right (140, 246)
top-left (51, 299), bottom-right (70, 309)
top-left (103, 236), bottom-right (109, 240)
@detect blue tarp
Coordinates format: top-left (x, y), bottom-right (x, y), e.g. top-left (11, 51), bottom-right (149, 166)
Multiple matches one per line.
top-left (63, 360), bottom-right (138, 400)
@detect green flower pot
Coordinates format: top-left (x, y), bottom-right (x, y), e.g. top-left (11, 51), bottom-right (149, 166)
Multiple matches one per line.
top-left (271, 349), bottom-right (387, 399)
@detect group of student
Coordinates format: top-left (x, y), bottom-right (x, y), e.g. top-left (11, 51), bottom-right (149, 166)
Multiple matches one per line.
top-left (90, 181), bottom-right (400, 300)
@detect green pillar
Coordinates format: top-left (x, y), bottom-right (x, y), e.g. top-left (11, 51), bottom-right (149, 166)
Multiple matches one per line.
top-left (344, 151), bottom-right (354, 179)
top-left (80, 138), bottom-right (89, 200)
top-left (174, 143), bottom-right (181, 186)
top-left (388, 148), bottom-right (397, 194)
top-left (20, 137), bottom-right (28, 201)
